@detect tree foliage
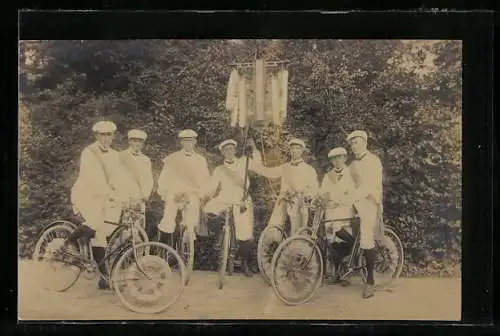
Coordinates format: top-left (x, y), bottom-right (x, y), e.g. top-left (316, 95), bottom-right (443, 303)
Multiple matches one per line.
top-left (19, 39), bottom-right (462, 276)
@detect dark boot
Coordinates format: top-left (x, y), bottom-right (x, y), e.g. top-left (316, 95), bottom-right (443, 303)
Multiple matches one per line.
top-left (158, 230), bottom-right (174, 247)
top-left (92, 247), bottom-right (109, 290)
top-left (239, 240), bottom-right (253, 277)
top-left (363, 248), bottom-right (376, 299)
top-left (227, 257), bottom-right (234, 276)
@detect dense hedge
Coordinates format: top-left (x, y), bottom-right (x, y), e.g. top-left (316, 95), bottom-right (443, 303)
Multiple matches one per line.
top-left (19, 40), bottom-right (462, 277)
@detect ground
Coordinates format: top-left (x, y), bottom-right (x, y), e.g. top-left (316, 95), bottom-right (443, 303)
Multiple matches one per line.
top-left (18, 259), bottom-right (461, 321)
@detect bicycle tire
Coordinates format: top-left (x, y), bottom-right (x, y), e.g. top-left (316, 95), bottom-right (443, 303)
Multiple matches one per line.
top-left (270, 236), bottom-right (324, 306)
top-left (359, 227), bottom-right (405, 289)
top-left (177, 226), bottom-right (195, 286)
top-left (257, 225), bottom-right (287, 285)
top-left (110, 241), bottom-right (186, 314)
top-left (217, 224), bottom-right (231, 290)
top-left (32, 221), bottom-right (84, 292)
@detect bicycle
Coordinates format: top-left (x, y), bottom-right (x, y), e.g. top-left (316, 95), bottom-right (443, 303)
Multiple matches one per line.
top-left (215, 201), bottom-right (250, 290)
top-left (257, 192), bottom-right (313, 285)
top-left (269, 197), bottom-right (404, 306)
top-left (160, 193), bottom-right (196, 286)
top-left (32, 201), bottom-right (187, 314)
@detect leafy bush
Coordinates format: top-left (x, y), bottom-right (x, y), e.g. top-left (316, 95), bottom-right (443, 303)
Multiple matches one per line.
top-left (19, 40), bottom-right (461, 277)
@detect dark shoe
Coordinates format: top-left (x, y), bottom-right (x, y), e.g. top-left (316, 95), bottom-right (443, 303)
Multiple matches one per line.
top-left (362, 284), bottom-right (375, 299)
top-left (242, 260), bottom-right (253, 278)
top-left (227, 258), bottom-right (234, 276)
top-left (98, 277), bottom-right (110, 290)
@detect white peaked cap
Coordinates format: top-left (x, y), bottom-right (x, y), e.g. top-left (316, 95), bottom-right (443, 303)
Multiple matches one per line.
top-left (288, 138), bottom-right (306, 148)
top-left (346, 130), bottom-right (368, 142)
top-left (218, 139), bottom-right (238, 152)
top-left (178, 129), bottom-right (198, 139)
top-left (328, 147), bottom-right (348, 158)
top-left (128, 129), bottom-right (147, 140)
top-left (92, 121), bottom-right (117, 133)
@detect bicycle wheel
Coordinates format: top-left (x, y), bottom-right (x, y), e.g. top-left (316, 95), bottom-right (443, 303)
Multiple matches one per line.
top-left (176, 226), bottom-right (194, 286)
top-left (105, 225), bottom-right (149, 276)
top-left (32, 221), bottom-right (85, 292)
top-left (359, 227), bottom-right (405, 289)
top-left (257, 225), bottom-right (287, 285)
top-left (270, 236), bottom-right (324, 306)
top-left (110, 241), bottom-right (186, 314)
top-left (216, 224), bottom-right (231, 290)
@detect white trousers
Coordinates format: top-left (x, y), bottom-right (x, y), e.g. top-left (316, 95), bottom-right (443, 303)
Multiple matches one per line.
top-left (354, 200), bottom-right (379, 249)
top-left (74, 199), bottom-right (122, 247)
top-left (203, 198), bottom-right (254, 241)
top-left (267, 199), bottom-right (309, 236)
top-left (158, 193), bottom-right (200, 237)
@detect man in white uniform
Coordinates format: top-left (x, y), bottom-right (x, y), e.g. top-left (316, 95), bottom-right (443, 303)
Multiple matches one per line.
top-left (119, 129), bottom-right (154, 229)
top-left (250, 138), bottom-right (319, 235)
top-left (319, 147), bottom-right (357, 283)
top-left (157, 129), bottom-right (211, 246)
top-left (70, 121), bottom-right (142, 289)
top-left (204, 139), bottom-right (255, 277)
top-left (347, 130), bottom-right (385, 299)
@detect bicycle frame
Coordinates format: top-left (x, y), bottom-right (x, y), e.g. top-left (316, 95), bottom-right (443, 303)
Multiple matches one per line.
top-left (54, 206), bottom-right (153, 285)
top-left (297, 205), bottom-right (364, 276)
top-left (219, 204), bottom-right (238, 256)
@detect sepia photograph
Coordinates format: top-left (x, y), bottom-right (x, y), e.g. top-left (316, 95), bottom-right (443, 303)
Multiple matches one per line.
top-left (18, 39), bottom-right (462, 321)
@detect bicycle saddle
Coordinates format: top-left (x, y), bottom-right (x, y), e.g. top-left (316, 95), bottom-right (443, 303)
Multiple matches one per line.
top-left (69, 224), bottom-right (96, 244)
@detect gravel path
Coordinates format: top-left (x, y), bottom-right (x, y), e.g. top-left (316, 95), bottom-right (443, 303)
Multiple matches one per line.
top-left (18, 259), bottom-right (461, 321)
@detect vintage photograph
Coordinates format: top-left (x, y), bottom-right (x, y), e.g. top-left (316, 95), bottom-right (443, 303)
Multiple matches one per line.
top-left (18, 39), bottom-right (462, 320)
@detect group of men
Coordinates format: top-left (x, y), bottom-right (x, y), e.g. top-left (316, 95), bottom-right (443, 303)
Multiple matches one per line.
top-left (70, 120), bottom-right (383, 299)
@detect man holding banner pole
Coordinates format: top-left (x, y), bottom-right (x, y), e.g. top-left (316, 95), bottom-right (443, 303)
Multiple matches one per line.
top-left (204, 139), bottom-right (256, 277)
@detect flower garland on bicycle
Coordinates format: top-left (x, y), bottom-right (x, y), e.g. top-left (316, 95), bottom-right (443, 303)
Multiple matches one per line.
top-left (250, 138), bottom-right (319, 236)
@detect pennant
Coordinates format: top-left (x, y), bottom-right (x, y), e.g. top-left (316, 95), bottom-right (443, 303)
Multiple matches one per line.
top-left (230, 95), bottom-right (239, 128)
top-left (225, 69), bottom-right (239, 111)
top-left (238, 76), bottom-right (247, 128)
top-left (255, 59), bottom-right (265, 121)
top-left (271, 74), bottom-right (280, 125)
top-left (280, 69), bottom-right (289, 123)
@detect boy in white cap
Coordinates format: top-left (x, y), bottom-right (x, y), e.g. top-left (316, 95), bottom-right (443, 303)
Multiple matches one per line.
top-left (70, 120), bottom-right (141, 289)
top-left (204, 139), bottom-right (255, 277)
top-left (118, 129), bottom-right (154, 229)
top-left (320, 146), bottom-right (357, 284)
top-left (346, 130), bottom-right (384, 299)
top-left (157, 129), bottom-right (211, 246)
top-left (249, 138), bottom-right (319, 235)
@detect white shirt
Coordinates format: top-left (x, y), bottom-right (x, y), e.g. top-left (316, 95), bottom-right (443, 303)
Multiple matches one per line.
top-left (349, 151), bottom-right (383, 204)
top-left (208, 157), bottom-right (251, 202)
top-left (71, 142), bottom-right (140, 208)
top-left (320, 166), bottom-right (356, 208)
top-left (157, 150), bottom-right (211, 198)
top-left (119, 148), bottom-right (154, 200)
top-left (250, 150), bottom-right (319, 197)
